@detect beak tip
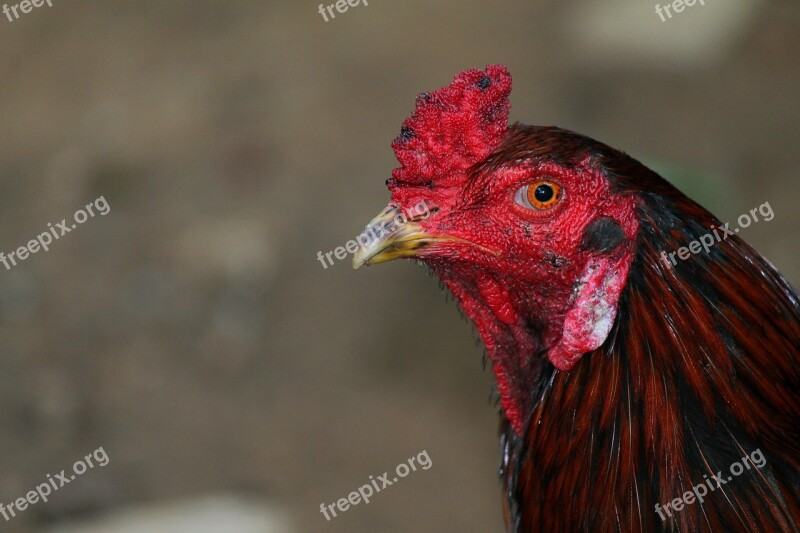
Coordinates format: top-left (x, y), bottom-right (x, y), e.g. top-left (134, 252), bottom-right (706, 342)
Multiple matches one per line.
top-left (352, 253), bottom-right (369, 270)
top-left (352, 204), bottom-right (432, 271)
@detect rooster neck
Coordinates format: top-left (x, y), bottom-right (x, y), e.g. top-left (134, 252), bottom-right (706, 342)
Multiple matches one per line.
top-left (431, 235), bottom-right (638, 435)
top-left (433, 266), bottom-right (575, 435)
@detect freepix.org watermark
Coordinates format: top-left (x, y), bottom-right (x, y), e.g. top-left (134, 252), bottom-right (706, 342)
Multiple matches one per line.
top-left (660, 201), bottom-right (773, 266)
top-left (317, 200), bottom-right (432, 269)
top-left (655, 448), bottom-right (766, 521)
top-left (317, 0), bottom-right (369, 22)
top-left (0, 196), bottom-right (110, 271)
top-left (0, 446), bottom-right (110, 522)
top-left (2, 0), bottom-right (54, 23)
top-left (655, 0), bottom-right (705, 22)
top-left (319, 450), bottom-right (432, 521)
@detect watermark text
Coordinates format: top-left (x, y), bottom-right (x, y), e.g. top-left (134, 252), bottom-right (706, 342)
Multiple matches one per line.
top-left (660, 201), bottom-right (773, 266)
top-left (655, 448), bottom-right (766, 520)
top-left (0, 196), bottom-right (110, 271)
top-left (320, 449), bottom-right (432, 521)
top-left (0, 446), bottom-right (110, 521)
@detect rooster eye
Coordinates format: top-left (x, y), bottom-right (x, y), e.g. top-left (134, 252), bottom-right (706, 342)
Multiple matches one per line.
top-left (514, 181), bottom-right (563, 210)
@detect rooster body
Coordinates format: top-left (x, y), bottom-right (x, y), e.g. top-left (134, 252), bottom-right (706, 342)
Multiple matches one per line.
top-left (354, 66), bottom-right (800, 532)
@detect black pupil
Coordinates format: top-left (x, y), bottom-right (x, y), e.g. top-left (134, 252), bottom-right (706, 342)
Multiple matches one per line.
top-left (534, 184), bottom-right (554, 203)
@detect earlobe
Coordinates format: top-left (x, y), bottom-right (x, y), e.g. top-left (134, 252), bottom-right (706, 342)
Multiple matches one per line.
top-left (547, 252), bottom-right (632, 371)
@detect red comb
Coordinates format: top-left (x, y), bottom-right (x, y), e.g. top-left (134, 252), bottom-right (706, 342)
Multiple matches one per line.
top-left (390, 65), bottom-right (512, 188)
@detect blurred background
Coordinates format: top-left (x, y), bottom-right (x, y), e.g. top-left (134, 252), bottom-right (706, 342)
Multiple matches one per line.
top-left (0, 1), bottom-right (797, 531)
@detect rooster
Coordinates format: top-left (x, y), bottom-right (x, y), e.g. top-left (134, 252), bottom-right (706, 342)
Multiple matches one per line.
top-left (353, 66), bottom-right (800, 532)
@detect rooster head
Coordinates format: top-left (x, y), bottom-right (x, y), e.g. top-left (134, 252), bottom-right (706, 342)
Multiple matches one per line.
top-left (353, 66), bottom-right (643, 431)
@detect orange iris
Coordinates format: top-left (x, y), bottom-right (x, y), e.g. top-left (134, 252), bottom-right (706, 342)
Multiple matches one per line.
top-left (527, 181), bottom-right (563, 210)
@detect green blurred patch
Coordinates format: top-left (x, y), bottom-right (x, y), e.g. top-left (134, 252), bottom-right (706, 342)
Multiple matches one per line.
top-left (644, 157), bottom-right (736, 215)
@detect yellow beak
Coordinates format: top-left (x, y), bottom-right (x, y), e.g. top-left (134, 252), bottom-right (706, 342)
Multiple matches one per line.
top-left (352, 205), bottom-right (440, 269)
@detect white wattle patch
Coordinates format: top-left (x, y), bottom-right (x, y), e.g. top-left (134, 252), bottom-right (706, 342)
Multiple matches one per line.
top-left (590, 304), bottom-right (615, 343)
top-left (547, 256), bottom-right (631, 371)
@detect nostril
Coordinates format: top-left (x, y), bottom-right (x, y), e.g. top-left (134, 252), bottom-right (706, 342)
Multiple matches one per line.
top-left (408, 207), bottom-right (439, 223)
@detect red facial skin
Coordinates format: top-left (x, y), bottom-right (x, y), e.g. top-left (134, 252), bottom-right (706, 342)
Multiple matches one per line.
top-left (389, 155), bottom-right (639, 434)
top-left (385, 66), bottom-right (639, 433)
